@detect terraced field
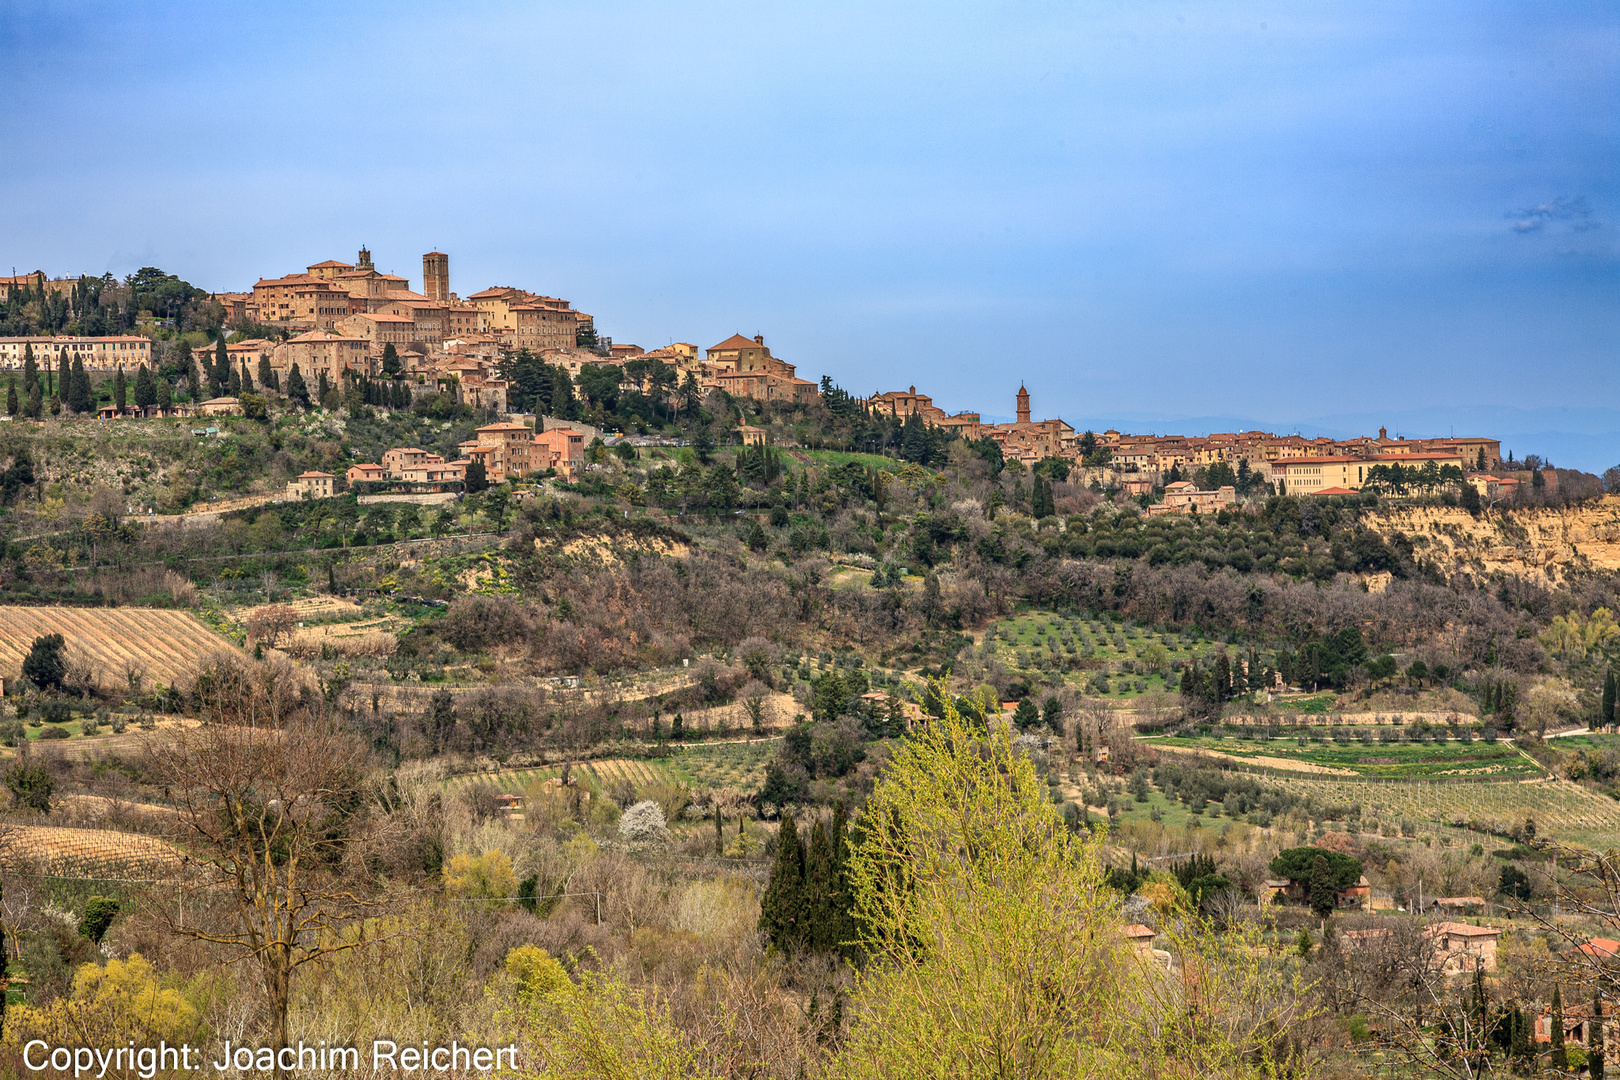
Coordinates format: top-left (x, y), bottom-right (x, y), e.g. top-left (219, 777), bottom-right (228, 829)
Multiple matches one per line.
top-left (669, 740), bottom-right (779, 790)
top-left (1151, 733), bottom-right (1541, 779)
top-left (444, 758), bottom-right (681, 797)
top-left (0, 825), bottom-right (183, 880)
top-left (443, 742), bottom-right (780, 799)
top-left (1255, 775), bottom-right (1620, 847)
top-left (0, 606), bottom-right (240, 690)
top-left (987, 610), bottom-right (1216, 698)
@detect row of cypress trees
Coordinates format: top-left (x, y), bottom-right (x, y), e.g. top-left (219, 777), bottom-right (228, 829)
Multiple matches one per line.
top-left (758, 804), bottom-right (859, 960)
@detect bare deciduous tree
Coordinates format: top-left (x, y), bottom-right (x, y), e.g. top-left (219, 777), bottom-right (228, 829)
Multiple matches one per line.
top-left (146, 657), bottom-right (388, 1074)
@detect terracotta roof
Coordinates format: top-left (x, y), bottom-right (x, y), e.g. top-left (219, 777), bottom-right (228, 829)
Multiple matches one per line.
top-left (1428, 922), bottom-right (1500, 938)
top-left (1122, 924), bottom-right (1156, 939)
top-left (296, 471), bottom-right (334, 478)
top-left (708, 333), bottom-right (762, 351)
top-left (1573, 938), bottom-right (1620, 958)
top-left (308, 260), bottom-right (353, 269)
top-left (1312, 487), bottom-right (1360, 495)
top-left (423, 250), bottom-right (448, 257)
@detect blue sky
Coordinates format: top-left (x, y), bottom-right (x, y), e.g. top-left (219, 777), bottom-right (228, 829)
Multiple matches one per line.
top-left (3, 1), bottom-right (1616, 467)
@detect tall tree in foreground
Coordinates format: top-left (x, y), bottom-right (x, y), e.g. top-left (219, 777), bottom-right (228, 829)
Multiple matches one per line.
top-left (145, 656), bottom-right (386, 1076)
top-left (839, 686), bottom-right (1315, 1079)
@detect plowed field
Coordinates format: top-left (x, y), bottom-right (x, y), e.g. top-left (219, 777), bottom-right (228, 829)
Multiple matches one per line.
top-left (0, 606), bottom-right (240, 689)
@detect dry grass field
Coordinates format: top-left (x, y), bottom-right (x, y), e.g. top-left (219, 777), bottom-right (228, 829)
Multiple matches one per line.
top-left (0, 606), bottom-right (241, 690)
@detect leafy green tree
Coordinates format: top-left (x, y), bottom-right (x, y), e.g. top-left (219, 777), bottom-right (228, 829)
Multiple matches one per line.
top-left (4, 760), bottom-right (53, 811)
top-left (79, 895), bottom-right (121, 943)
top-left (1269, 846), bottom-right (1362, 898)
top-left (381, 342), bottom-right (401, 378)
top-left (22, 632), bottom-right (67, 690)
top-left (1013, 697), bottom-right (1039, 729)
top-left (464, 460), bottom-right (489, 493)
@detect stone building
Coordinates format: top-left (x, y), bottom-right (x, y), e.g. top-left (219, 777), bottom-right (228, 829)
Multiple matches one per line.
top-left (982, 385), bottom-right (1073, 464)
top-left (0, 335), bottom-right (152, 372)
top-left (286, 471), bottom-right (335, 499)
top-left (269, 330), bottom-right (371, 388)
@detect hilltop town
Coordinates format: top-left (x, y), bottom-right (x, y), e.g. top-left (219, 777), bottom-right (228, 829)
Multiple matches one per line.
top-left (0, 250), bottom-right (1576, 516)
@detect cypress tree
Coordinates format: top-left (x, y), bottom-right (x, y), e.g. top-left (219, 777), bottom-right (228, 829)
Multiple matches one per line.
top-left (239, 359), bottom-right (253, 392)
top-left (26, 382), bottom-right (42, 419)
top-left (6, 378), bottom-right (16, 417)
top-left (759, 814), bottom-right (807, 950)
top-left (258, 355), bottom-right (273, 392)
top-left (212, 337), bottom-right (229, 398)
top-left (287, 364), bottom-right (309, 406)
top-left (227, 361), bottom-right (242, 397)
top-left (156, 377), bottom-right (171, 410)
top-left (803, 820), bottom-right (834, 952)
top-left (1604, 670), bottom-right (1617, 728)
top-left (824, 801), bottom-right (858, 959)
top-left (714, 803), bottom-right (724, 855)
top-left (133, 364), bottom-right (155, 409)
top-left (1551, 984), bottom-right (1566, 1069)
top-left (1593, 988), bottom-right (1606, 1080)
top-left (1511, 1003), bottom-right (1533, 1067)
top-left (21, 344), bottom-right (37, 397)
top-left (113, 366), bottom-right (126, 411)
top-left (67, 356), bottom-right (91, 414)
top-left (1308, 853), bottom-right (1337, 918)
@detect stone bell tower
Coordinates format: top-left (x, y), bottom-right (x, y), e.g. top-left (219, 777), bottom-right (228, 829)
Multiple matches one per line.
top-left (423, 251), bottom-right (449, 303)
top-left (1016, 383), bottom-right (1031, 425)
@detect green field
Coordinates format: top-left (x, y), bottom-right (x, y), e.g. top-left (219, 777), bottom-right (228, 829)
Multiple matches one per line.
top-left (1150, 733), bottom-right (1541, 779)
top-left (987, 610), bottom-right (1217, 698)
top-left (1548, 733), bottom-right (1620, 752)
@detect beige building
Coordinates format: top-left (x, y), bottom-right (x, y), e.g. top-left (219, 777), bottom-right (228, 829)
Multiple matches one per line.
top-left (346, 463), bottom-right (388, 484)
top-left (286, 471), bottom-right (335, 499)
top-left (712, 369), bottom-right (819, 405)
top-left (866, 385), bottom-right (982, 439)
top-left (270, 330), bottom-right (371, 388)
top-left (337, 312), bottom-right (417, 347)
top-left (1268, 456), bottom-right (1374, 494)
top-left (0, 271), bottom-right (46, 302)
top-left (0, 335), bottom-right (152, 371)
top-left (251, 274), bottom-right (355, 330)
top-left (1149, 481), bottom-right (1238, 516)
top-left (198, 397), bottom-right (243, 417)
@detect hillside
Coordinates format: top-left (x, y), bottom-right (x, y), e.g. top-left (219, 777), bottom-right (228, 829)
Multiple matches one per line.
top-left (1363, 494), bottom-right (1620, 585)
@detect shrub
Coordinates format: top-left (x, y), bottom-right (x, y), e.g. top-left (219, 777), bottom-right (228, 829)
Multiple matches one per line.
top-left (619, 800), bottom-right (670, 844)
top-left (40, 726), bottom-right (70, 740)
